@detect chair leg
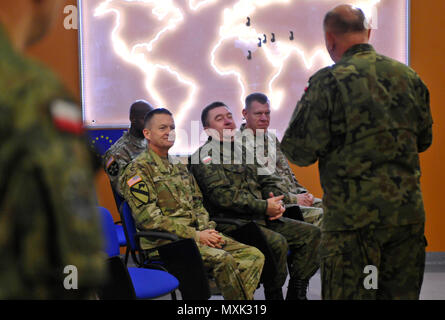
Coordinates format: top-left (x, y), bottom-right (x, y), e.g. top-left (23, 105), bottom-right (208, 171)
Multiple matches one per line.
top-left (170, 290), bottom-right (177, 300)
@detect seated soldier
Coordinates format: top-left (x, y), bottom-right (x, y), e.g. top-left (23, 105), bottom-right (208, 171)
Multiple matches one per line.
top-left (120, 108), bottom-right (265, 300)
top-left (103, 100), bottom-right (153, 197)
top-left (189, 102), bottom-right (321, 300)
top-left (241, 92), bottom-right (323, 226)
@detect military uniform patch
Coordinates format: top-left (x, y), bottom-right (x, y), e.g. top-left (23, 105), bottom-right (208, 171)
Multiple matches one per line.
top-left (202, 156), bottom-right (212, 165)
top-left (130, 181), bottom-right (149, 205)
top-left (127, 175), bottom-right (142, 187)
top-left (106, 156), bottom-right (119, 176)
top-left (50, 99), bottom-right (83, 135)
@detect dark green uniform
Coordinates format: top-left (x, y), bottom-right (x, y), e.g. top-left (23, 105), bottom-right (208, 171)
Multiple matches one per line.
top-left (281, 44), bottom-right (432, 299)
top-left (0, 26), bottom-right (106, 299)
top-left (120, 148), bottom-right (264, 300)
top-left (190, 137), bottom-right (320, 297)
top-left (240, 123), bottom-right (324, 226)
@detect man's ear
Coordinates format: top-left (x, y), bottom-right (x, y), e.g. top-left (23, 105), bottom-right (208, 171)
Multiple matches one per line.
top-left (242, 108), bottom-right (248, 120)
top-left (367, 28), bottom-right (372, 41)
top-left (143, 128), bottom-right (150, 140)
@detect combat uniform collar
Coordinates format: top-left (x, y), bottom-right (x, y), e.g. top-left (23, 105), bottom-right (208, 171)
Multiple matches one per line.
top-left (147, 147), bottom-right (177, 174)
top-left (124, 131), bottom-right (147, 148)
top-left (340, 43), bottom-right (375, 61)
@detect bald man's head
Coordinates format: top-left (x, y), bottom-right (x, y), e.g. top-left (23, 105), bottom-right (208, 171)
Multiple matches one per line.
top-left (324, 4), bottom-right (367, 35)
top-left (323, 4), bottom-right (371, 63)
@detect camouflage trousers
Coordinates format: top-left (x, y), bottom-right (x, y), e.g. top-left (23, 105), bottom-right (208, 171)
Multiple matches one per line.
top-left (319, 223), bottom-right (427, 300)
top-left (198, 234), bottom-right (265, 300)
top-left (300, 197), bottom-right (324, 227)
top-left (219, 217), bottom-right (321, 294)
top-left (260, 217), bottom-right (321, 291)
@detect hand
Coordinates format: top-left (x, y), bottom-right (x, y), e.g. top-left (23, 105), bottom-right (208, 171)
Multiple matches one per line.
top-left (198, 229), bottom-right (225, 248)
top-left (266, 193), bottom-right (285, 221)
top-left (297, 193), bottom-right (314, 207)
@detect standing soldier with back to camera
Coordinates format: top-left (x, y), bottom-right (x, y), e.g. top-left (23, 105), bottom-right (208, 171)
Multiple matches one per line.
top-left (0, 0), bottom-right (106, 299)
top-left (281, 4), bottom-right (433, 299)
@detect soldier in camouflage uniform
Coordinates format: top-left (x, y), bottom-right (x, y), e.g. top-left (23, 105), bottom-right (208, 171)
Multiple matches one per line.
top-left (241, 92), bottom-right (324, 226)
top-left (0, 0), bottom-right (106, 299)
top-left (103, 100), bottom-right (153, 197)
top-left (281, 5), bottom-right (432, 300)
top-left (190, 102), bottom-right (320, 300)
top-left (120, 108), bottom-right (265, 300)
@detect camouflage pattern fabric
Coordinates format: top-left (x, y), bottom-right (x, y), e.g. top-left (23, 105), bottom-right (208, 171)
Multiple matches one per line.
top-left (282, 43), bottom-right (432, 232)
top-left (103, 131), bottom-right (147, 196)
top-left (190, 137), bottom-right (320, 293)
top-left (240, 123), bottom-right (323, 226)
top-left (198, 234), bottom-right (264, 300)
top-left (320, 223), bottom-right (426, 299)
top-left (120, 148), bottom-right (264, 300)
top-left (281, 43), bottom-right (432, 299)
top-left (189, 137), bottom-right (290, 221)
top-left (0, 26), bottom-right (106, 299)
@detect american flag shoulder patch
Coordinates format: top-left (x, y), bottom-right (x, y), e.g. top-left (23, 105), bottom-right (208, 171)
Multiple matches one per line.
top-left (127, 175), bottom-right (142, 187)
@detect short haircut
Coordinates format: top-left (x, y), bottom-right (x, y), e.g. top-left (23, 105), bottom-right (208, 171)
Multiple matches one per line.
top-left (323, 7), bottom-right (367, 35)
top-left (245, 93), bottom-right (269, 111)
top-left (129, 99), bottom-right (153, 121)
top-left (144, 108), bottom-right (173, 128)
top-left (201, 101), bottom-right (228, 128)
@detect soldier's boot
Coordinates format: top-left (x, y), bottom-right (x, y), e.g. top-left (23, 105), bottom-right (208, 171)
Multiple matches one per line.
top-left (285, 279), bottom-right (309, 300)
top-left (264, 288), bottom-right (284, 300)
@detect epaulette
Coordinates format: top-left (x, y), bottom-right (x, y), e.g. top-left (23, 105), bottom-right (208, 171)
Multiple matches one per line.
top-left (50, 99), bottom-right (84, 135)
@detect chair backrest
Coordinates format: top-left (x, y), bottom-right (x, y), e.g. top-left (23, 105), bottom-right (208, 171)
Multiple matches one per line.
top-left (99, 206), bottom-right (121, 257)
top-left (110, 182), bottom-right (125, 212)
top-left (120, 201), bottom-right (140, 251)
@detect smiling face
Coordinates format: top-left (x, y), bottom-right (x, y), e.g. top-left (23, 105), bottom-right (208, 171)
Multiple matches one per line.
top-left (205, 106), bottom-right (237, 141)
top-left (143, 113), bottom-right (175, 154)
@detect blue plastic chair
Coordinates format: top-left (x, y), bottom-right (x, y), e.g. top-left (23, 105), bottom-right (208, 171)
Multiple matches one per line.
top-left (99, 206), bottom-right (179, 299)
top-left (119, 201), bottom-right (212, 300)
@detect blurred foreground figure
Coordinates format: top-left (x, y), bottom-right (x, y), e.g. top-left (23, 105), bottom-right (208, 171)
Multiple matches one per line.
top-left (281, 4), bottom-right (433, 299)
top-left (0, 0), bottom-right (106, 299)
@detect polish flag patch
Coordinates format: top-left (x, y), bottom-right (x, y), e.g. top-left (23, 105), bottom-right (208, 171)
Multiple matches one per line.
top-left (202, 156), bottom-right (212, 165)
top-left (50, 100), bottom-right (83, 135)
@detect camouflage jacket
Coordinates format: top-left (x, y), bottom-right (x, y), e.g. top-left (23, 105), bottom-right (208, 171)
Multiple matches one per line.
top-left (120, 148), bottom-right (216, 250)
top-left (0, 26), bottom-right (106, 298)
top-left (240, 123), bottom-right (308, 199)
top-left (189, 137), bottom-right (289, 224)
top-left (281, 44), bottom-right (433, 231)
top-left (103, 131), bottom-right (147, 196)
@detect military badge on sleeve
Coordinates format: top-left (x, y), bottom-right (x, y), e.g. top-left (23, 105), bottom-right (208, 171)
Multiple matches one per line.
top-left (106, 156), bottom-right (119, 176)
top-left (127, 175), bottom-right (149, 205)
